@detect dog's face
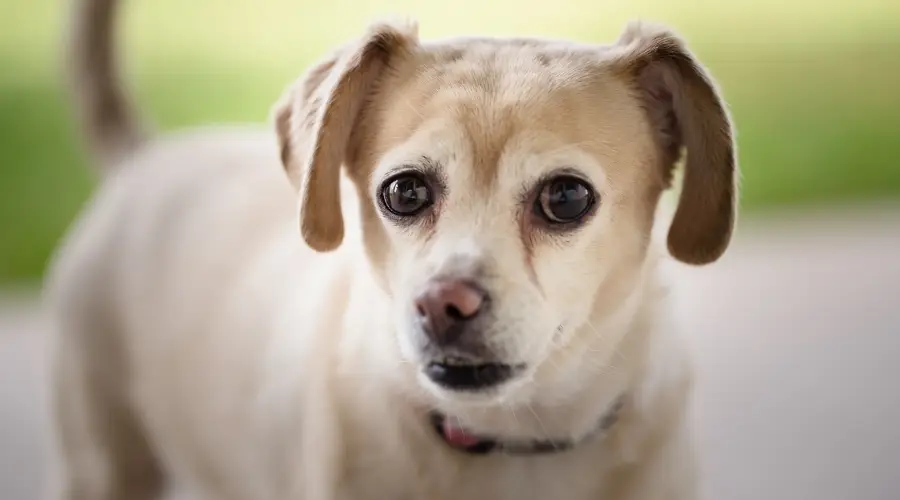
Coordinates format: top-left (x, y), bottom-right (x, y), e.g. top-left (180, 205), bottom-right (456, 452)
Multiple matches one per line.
top-left (275, 21), bottom-right (736, 409)
top-left (362, 59), bottom-right (667, 402)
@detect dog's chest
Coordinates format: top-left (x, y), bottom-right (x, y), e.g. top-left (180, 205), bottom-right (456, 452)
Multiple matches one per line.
top-left (340, 444), bottom-right (616, 500)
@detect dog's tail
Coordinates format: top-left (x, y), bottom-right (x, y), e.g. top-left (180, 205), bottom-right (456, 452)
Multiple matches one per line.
top-left (67, 0), bottom-right (148, 172)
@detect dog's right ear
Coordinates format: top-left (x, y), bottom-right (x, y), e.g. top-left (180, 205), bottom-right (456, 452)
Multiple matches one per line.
top-left (272, 20), bottom-right (419, 252)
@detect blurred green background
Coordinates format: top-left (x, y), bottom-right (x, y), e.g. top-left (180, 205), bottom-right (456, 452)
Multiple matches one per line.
top-left (1, 0), bottom-right (899, 284)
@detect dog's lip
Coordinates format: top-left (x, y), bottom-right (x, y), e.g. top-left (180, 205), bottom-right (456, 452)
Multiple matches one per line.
top-left (423, 360), bottom-right (525, 390)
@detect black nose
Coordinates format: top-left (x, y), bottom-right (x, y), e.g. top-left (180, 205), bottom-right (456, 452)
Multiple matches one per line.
top-left (414, 279), bottom-right (487, 346)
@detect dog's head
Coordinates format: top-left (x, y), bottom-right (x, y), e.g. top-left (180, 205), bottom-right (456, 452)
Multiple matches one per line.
top-left (274, 20), bottom-right (736, 408)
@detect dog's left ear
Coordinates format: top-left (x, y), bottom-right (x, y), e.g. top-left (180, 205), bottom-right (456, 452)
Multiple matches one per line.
top-left (272, 20), bottom-right (419, 252)
top-left (611, 22), bottom-right (738, 265)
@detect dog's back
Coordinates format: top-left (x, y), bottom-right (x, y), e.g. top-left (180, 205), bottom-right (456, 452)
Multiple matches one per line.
top-left (47, 1), bottom-right (326, 498)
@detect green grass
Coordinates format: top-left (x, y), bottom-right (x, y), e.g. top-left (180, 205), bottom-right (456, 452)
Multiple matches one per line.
top-left (2, 0), bottom-right (900, 283)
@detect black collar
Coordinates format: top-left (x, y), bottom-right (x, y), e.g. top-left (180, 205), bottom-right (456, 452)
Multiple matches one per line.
top-left (430, 395), bottom-right (625, 456)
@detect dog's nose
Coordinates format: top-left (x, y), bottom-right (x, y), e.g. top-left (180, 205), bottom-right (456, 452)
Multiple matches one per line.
top-left (414, 279), bottom-right (487, 346)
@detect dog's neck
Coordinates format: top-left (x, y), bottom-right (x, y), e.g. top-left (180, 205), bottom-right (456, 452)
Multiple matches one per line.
top-left (429, 393), bottom-right (627, 456)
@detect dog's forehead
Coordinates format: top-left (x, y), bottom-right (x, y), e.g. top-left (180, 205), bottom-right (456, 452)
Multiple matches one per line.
top-left (418, 37), bottom-right (595, 83)
top-left (368, 38), bottom-right (655, 191)
top-left (402, 37), bottom-right (610, 121)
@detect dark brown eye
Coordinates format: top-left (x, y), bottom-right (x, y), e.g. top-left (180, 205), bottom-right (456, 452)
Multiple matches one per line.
top-left (537, 176), bottom-right (595, 223)
top-left (381, 174), bottom-right (433, 217)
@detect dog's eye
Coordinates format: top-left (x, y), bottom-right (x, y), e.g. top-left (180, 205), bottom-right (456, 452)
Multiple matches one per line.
top-left (381, 174), bottom-right (433, 217)
top-left (537, 177), bottom-right (595, 223)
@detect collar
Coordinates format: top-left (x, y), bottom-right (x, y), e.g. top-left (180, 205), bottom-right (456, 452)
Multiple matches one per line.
top-left (430, 395), bottom-right (626, 456)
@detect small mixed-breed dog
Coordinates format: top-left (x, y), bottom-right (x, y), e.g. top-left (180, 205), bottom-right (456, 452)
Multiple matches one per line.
top-left (47, 0), bottom-right (738, 498)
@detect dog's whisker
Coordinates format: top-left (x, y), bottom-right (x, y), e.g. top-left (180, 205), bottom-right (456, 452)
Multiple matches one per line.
top-left (584, 318), bottom-right (629, 364)
top-left (526, 404), bottom-right (553, 442)
top-left (508, 404), bottom-right (522, 431)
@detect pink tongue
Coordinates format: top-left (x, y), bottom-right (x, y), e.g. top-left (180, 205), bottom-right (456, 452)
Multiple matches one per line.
top-left (442, 420), bottom-right (481, 448)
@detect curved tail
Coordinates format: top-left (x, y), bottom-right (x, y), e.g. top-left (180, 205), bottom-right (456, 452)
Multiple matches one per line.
top-left (67, 0), bottom-right (148, 171)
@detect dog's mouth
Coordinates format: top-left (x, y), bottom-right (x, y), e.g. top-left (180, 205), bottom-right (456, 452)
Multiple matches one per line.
top-left (423, 359), bottom-right (525, 391)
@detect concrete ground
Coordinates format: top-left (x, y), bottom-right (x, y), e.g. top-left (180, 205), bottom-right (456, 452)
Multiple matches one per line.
top-left (2, 206), bottom-right (899, 500)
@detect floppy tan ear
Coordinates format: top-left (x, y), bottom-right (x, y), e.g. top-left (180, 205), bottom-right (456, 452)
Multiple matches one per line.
top-left (272, 20), bottom-right (419, 252)
top-left (611, 21), bottom-right (738, 265)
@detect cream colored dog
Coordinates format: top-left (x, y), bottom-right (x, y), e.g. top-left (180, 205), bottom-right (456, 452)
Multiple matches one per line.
top-left (46, 0), bottom-right (738, 499)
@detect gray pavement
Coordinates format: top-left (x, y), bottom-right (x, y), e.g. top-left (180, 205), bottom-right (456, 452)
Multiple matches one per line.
top-left (2, 206), bottom-right (899, 500)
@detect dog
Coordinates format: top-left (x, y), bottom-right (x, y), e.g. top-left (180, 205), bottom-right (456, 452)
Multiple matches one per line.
top-left (45, 0), bottom-right (738, 499)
